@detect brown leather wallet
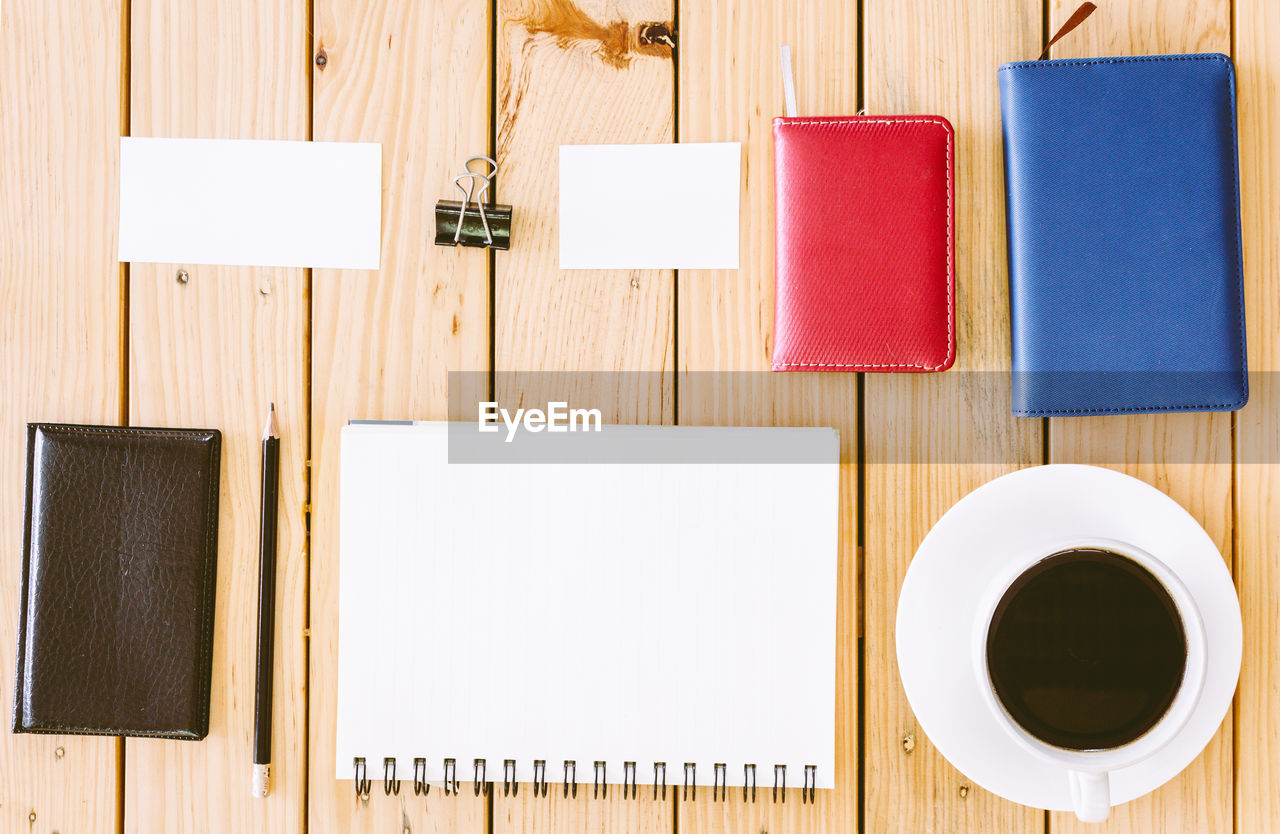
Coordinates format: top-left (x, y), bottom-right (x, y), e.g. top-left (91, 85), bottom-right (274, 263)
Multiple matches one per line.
top-left (13, 424), bottom-right (221, 739)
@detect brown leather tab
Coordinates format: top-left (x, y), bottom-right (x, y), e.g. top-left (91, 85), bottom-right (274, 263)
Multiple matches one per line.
top-left (1039, 2), bottom-right (1097, 59)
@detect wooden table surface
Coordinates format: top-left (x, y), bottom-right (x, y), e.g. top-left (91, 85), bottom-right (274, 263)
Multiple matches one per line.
top-left (2, 0), bottom-right (1278, 831)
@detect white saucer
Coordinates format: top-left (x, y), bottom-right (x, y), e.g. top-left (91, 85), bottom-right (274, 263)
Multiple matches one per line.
top-left (896, 464), bottom-right (1241, 812)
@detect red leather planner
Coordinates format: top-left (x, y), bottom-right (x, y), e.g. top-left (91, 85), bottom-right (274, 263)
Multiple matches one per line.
top-left (771, 116), bottom-right (955, 372)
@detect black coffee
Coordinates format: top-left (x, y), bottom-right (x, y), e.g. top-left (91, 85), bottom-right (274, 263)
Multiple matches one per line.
top-left (985, 548), bottom-right (1187, 751)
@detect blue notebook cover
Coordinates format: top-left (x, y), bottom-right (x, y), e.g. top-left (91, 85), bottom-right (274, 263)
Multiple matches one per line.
top-left (998, 54), bottom-right (1247, 416)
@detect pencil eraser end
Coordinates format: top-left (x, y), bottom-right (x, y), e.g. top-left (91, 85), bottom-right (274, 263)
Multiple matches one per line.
top-left (253, 763), bottom-right (270, 798)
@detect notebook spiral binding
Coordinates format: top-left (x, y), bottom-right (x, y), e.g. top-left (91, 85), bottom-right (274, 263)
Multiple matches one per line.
top-left (353, 757), bottom-right (818, 803)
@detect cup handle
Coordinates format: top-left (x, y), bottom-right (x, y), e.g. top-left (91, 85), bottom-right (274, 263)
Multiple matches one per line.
top-left (1068, 770), bottom-right (1111, 823)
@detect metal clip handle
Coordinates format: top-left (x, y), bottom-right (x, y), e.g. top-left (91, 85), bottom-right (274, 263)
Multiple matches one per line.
top-left (452, 156), bottom-right (499, 246)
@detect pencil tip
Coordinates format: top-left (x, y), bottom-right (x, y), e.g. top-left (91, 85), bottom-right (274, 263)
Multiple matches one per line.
top-left (264, 403), bottom-right (280, 439)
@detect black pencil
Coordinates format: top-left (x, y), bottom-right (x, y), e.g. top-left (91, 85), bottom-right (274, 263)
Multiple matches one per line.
top-left (252, 403), bottom-right (281, 798)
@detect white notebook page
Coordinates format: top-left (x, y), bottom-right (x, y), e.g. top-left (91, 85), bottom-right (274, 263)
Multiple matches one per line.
top-left (336, 422), bottom-right (839, 790)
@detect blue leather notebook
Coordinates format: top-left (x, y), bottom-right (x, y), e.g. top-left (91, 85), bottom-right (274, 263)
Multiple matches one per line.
top-left (998, 54), bottom-right (1247, 416)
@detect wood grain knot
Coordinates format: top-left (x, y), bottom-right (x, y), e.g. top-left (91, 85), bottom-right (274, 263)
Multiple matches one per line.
top-left (901, 733), bottom-right (916, 754)
top-left (519, 0), bottom-right (674, 69)
top-left (315, 48), bottom-right (328, 70)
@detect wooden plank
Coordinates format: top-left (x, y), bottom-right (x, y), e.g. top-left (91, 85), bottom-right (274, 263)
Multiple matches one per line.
top-left (308, 1), bottom-right (492, 833)
top-left (125, 1), bottom-right (308, 831)
top-left (0, 0), bottom-right (125, 831)
top-left (862, 1), bottom-right (1045, 833)
top-left (492, 0), bottom-right (673, 831)
top-left (1233, 0), bottom-right (1280, 830)
top-left (675, 2), bottom-right (858, 831)
top-left (493, 0), bottom-right (674, 423)
top-left (1045, 2), bottom-right (1234, 832)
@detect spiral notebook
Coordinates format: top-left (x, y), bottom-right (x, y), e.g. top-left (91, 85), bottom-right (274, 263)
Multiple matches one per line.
top-left (336, 421), bottom-right (839, 798)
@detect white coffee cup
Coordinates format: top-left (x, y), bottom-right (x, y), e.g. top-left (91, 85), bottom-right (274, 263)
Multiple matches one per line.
top-left (971, 538), bottom-right (1207, 823)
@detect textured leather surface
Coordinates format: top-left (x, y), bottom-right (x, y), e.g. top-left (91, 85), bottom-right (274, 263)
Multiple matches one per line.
top-left (13, 424), bottom-right (221, 739)
top-left (999, 53), bottom-right (1247, 416)
top-left (772, 115), bottom-right (955, 372)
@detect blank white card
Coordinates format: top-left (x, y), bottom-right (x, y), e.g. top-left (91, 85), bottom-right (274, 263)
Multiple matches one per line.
top-left (119, 137), bottom-right (381, 269)
top-left (559, 143), bottom-right (741, 269)
top-left (336, 422), bottom-right (838, 789)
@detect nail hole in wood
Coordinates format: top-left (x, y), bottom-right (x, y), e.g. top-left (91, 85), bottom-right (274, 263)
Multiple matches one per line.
top-left (638, 22), bottom-right (676, 49)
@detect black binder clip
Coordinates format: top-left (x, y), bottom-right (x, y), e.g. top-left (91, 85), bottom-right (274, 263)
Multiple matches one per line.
top-left (434, 155), bottom-right (511, 250)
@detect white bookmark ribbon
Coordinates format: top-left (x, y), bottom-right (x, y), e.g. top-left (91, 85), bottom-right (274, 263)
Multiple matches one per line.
top-left (780, 45), bottom-right (798, 117)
